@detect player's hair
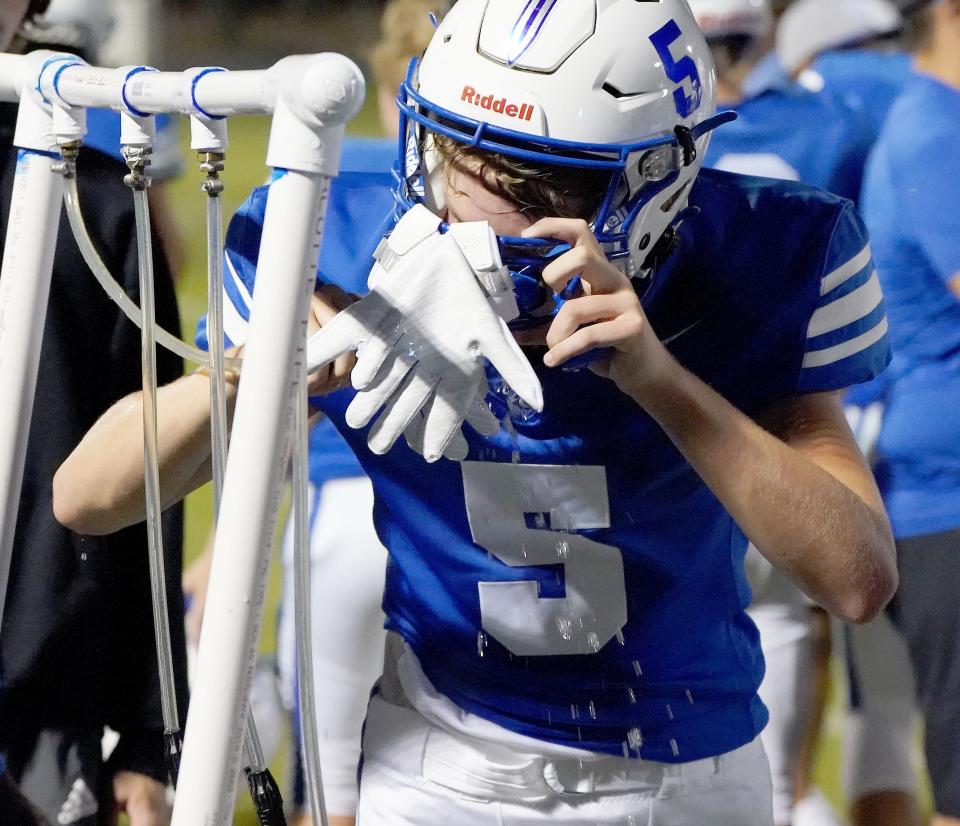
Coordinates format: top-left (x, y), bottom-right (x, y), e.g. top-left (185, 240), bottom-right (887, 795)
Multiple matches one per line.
top-left (902, 2), bottom-right (935, 51)
top-left (26, 0), bottom-right (50, 20)
top-left (432, 133), bottom-right (612, 222)
top-left (370, 0), bottom-right (449, 92)
top-left (706, 35), bottom-right (756, 75)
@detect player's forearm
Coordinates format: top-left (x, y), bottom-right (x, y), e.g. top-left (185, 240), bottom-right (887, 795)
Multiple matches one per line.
top-left (624, 360), bottom-right (897, 623)
top-left (53, 372), bottom-right (225, 535)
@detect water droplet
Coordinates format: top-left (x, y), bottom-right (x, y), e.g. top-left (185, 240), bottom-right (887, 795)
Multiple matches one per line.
top-left (570, 703), bottom-right (580, 720)
top-left (621, 742), bottom-right (630, 760)
top-left (615, 629), bottom-right (625, 646)
top-left (556, 616), bottom-right (573, 640)
top-left (588, 701), bottom-right (597, 719)
top-left (626, 687), bottom-right (636, 704)
top-left (476, 631), bottom-right (488, 657)
top-left (626, 727), bottom-right (643, 750)
top-left (686, 688), bottom-right (694, 704)
top-left (520, 543), bottom-right (528, 559)
top-left (576, 726), bottom-right (582, 742)
top-left (670, 738), bottom-right (680, 758)
top-left (80, 552), bottom-right (87, 561)
top-left (469, 342), bottom-right (482, 360)
top-left (666, 704), bottom-right (674, 721)
top-left (587, 632), bottom-right (601, 653)
top-left (555, 537), bottom-right (570, 560)
top-left (627, 816), bottom-right (638, 826)
top-left (546, 709), bottom-right (552, 725)
top-left (632, 660), bottom-right (643, 677)
top-left (534, 512), bottom-right (547, 530)
top-left (511, 449), bottom-right (521, 464)
top-left (407, 341), bottom-right (419, 359)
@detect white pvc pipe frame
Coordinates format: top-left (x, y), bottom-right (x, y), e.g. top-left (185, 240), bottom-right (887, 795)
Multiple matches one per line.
top-left (0, 50), bottom-right (365, 822)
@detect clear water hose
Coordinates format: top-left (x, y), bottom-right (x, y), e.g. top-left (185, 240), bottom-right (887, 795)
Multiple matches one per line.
top-left (126, 148), bottom-right (183, 784)
top-left (293, 351), bottom-right (328, 826)
top-left (205, 187), bottom-right (229, 509)
top-left (201, 154), bottom-right (283, 823)
top-left (62, 176), bottom-right (240, 371)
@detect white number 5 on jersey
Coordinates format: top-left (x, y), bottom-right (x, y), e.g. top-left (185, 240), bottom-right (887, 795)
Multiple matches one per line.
top-left (462, 463), bottom-right (627, 657)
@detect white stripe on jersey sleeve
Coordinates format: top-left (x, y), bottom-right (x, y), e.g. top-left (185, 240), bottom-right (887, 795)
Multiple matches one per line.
top-left (225, 253), bottom-right (254, 310)
top-left (221, 254), bottom-right (251, 348)
top-left (806, 270), bottom-right (883, 338)
top-left (802, 317), bottom-right (888, 369)
top-left (819, 243), bottom-right (872, 296)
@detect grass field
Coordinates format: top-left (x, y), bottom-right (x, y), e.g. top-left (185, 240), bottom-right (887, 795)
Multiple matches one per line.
top-left (164, 101), bottom-right (927, 823)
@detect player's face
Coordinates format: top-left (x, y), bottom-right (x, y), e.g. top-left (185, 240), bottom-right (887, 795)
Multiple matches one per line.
top-left (442, 161), bottom-right (535, 237)
top-left (0, 0), bottom-right (30, 51)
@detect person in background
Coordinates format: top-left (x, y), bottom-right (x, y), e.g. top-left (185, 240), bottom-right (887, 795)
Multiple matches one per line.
top-left (0, 1), bottom-right (188, 823)
top-left (862, 2), bottom-right (960, 824)
top-left (22, 0), bottom-right (188, 277)
top-left (777, 0), bottom-right (910, 141)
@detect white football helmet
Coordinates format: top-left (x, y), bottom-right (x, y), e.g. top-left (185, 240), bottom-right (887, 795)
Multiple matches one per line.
top-left (688, 0), bottom-right (774, 40)
top-left (395, 0), bottom-right (729, 324)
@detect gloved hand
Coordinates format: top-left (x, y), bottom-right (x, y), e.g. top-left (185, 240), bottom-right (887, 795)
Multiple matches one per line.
top-left (306, 205), bottom-right (543, 462)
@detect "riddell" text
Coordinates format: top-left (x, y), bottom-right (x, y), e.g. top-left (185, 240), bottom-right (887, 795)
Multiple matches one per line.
top-left (461, 86), bottom-right (535, 121)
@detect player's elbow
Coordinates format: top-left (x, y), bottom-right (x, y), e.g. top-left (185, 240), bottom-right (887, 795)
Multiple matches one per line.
top-left (833, 543), bottom-right (898, 625)
top-left (52, 464), bottom-right (124, 536)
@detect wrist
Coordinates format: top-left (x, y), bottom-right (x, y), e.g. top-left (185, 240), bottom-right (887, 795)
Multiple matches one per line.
top-left (614, 345), bottom-right (682, 406)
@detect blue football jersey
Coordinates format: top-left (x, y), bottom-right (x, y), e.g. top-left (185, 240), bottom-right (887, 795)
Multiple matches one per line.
top-left (338, 136), bottom-right (396, 174)
top-left (862, 72), bottom-right (960, 539)
top-left (218, 167), bottom-right (888, 762)
top-left (706, 85), bottom-right (875, 202)
top-left (807, 50), bottom-right (911, 143)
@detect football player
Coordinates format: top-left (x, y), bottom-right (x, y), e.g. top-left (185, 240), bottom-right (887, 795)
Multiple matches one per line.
top-left (55, 1), bottom-right (897, 823)
top-left (862, 2), bottom-right (960, 825)
top-left (777, 0), bottom-right (911, 142)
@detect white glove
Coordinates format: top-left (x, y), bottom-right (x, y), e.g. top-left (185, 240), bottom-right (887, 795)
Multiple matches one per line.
top-left (306, 205), bottom-right (543, 462)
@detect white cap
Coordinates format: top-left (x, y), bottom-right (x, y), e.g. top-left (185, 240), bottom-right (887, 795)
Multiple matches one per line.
top-left (688, 0), bottom-right (774, 41)
top-left (777, 0), bottom-right (902, 73)
top-left (29, 0), bottom-right (114, 54)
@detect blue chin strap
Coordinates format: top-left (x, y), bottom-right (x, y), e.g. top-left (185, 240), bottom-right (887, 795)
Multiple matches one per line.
top-left (392, 59), bottom-right (736, 364)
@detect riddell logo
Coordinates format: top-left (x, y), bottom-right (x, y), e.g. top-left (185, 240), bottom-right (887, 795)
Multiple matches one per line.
top-left (461, 86), bottom-right (535, 121)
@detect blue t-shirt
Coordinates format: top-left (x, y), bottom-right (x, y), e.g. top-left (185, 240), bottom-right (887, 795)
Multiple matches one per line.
top-left (862, 72), bottom-right (960, 538)
top-left (706, 85), bottom-right (875, 203)
top-left (216, 167), bottom-right (889, 761)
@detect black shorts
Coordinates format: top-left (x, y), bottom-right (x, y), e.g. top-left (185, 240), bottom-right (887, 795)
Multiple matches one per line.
top-left (888, 527), bottom-right (960, 817)
top-left (2, 727), bottom-right (104, 826)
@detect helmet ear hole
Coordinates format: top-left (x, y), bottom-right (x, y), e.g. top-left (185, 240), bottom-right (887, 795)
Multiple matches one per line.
top-left (639, 234), bottom-right (651, 251)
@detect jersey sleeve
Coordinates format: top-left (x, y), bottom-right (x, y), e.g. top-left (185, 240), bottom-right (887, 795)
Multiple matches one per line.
top-left (796, 204), bottom-right (891, 393)
top-left (194, 182), bottom-right (270, 351)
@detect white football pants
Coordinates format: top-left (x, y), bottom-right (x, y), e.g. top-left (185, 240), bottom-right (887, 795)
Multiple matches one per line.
top-left (357, 694), bottom-right (774, 826)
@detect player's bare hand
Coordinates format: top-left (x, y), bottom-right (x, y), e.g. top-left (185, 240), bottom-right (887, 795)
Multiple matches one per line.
top-left (307, 284), bottom-right (358, 396)
top-left (521, 218), bottom-right (672, 397)
top-left (109, 771), bottom-right (170, 826)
